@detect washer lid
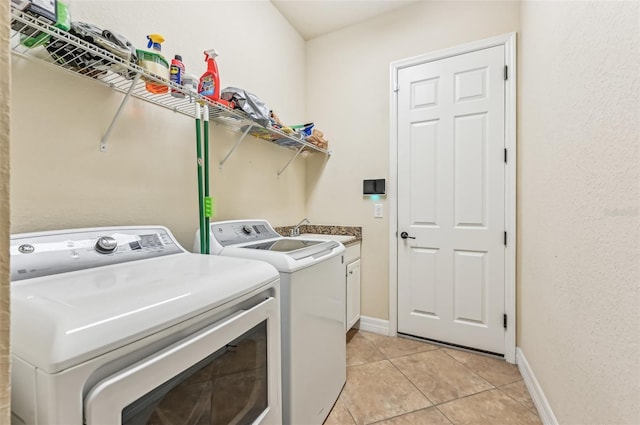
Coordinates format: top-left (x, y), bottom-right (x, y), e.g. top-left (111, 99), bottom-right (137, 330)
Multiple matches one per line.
top-left (241, 238), bottom-right (333, 255)
top-left (10, 253), bottom-right (279, 374)
top-left (220, 238), bottom-right (345, 273)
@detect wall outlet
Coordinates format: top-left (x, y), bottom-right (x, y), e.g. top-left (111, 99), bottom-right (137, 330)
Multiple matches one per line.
top-left (374, 203), bottom-right (383, 218)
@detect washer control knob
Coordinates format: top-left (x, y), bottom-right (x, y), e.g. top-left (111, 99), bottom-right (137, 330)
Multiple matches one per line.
top-left (95, 236), bottom-right (118, 254)
top-left (242, 225), bottom-right (253, 234)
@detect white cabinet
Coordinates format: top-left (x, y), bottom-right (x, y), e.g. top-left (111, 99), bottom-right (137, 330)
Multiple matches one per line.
top-left (344, 243), bottom-right (361, 331)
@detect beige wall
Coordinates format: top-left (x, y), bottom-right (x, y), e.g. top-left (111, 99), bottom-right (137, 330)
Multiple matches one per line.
top-left (1, 0), bottom-right (10, 419)
top-left (6, 1), bottom-right (640, 423)
top-left (519, 1), bottom-right (639, 424)
top-left (305, 1), bottom-right (520, 320)
top-left (11, 1), bottom-right (309, 248)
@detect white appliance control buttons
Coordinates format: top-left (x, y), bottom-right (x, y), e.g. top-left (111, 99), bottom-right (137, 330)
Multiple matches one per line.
top-left (242, 225), bottom-right (253, 234)
top-left (95, 236), bottom-right (118, 254)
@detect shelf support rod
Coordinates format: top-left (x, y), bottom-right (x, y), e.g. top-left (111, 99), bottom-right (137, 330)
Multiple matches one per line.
top-left (100, 72), bottom-right (142, 152)
top-left (277, 145), bottom-right (305, 176)
top-left (219, 124), bottom-right (253, 169)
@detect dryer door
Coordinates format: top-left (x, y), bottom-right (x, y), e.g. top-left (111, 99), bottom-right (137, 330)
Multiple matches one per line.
top-left (84, 297), bottom-right (281, 425)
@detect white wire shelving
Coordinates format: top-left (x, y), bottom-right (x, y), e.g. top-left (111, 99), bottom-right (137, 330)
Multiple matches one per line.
top-left (9, 9), bottom-right (330, 174)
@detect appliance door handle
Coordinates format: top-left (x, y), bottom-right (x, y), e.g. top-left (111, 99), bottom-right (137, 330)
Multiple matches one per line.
top-left (84, 296), bottom-right (279, 424)
top-left (400, 232), bottom-right (416, 240)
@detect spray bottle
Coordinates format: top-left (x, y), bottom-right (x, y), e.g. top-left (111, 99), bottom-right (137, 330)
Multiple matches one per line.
top-left (139, 34), bottom-right (168, 94)
top-left (198, 49), bottom-right (234, 108)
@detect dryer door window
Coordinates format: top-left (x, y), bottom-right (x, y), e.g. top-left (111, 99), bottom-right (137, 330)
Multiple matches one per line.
top-left (84, 296), bottom-right (281, 425)
top-left (122, 321), bottom-right (268, 424)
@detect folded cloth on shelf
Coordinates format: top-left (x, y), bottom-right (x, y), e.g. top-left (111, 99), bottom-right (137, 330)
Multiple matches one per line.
top-left (306, 129), bottom-right (329, 149)
top-left (221, 87), bottom-right (270, 127)
top-left (46, 21), bottom-right (137, 79)
top-left (102, 29), bottom-right (137, 78)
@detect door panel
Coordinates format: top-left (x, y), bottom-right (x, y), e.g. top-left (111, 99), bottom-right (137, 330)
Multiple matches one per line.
top-left (408, 247), bottom-right (438, 317)
top-left (410, 77), bottom-right (439, 109)
top-left (410, 121), bottom-right (439, 225)
top-left (397, 46), bottom-right (505, 354)
top-left (454, 113), bottom-right (487, 227)
top-left (454, 67), bottom-right (487, 103)
top-left (453, 250), bottom-right (487, 325)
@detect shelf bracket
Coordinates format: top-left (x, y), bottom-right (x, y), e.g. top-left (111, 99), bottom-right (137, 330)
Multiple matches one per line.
top-left (277, 145), bottom-right (305, 176)
top-left (100, 72), bottom-right (142, 152)
top-left (219, 124), bottom-right (253, 169)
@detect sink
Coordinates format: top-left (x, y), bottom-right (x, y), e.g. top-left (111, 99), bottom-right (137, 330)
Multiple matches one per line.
top-left (296, 233), bottom-right (356, 243)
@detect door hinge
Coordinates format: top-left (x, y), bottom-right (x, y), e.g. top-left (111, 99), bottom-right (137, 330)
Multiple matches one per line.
top-left (504, 148), bottom-right (507, 164)
top-left (504, 65), bottom-right (508, 81)
top-left (503, 314), bottom-right (508, 329)
top-left (393, 84), bottom-right (399, 93)
top-left (504, 231), bottom-right (507, 246)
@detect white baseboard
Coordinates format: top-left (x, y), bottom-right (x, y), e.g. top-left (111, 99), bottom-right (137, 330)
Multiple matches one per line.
top-left (355, 316), bottom-right (390, 335)
top-left (516, 348), bottom-right (559, 425)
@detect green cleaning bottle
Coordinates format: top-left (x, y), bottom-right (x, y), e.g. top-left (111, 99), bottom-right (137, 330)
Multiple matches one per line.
top-left (21, 0), bottom-right (70, 48)
top-left (136, 34), bottom-right (169, 94)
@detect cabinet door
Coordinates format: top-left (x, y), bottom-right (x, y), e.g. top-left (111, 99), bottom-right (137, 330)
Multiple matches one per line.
top-left (346, 259), bottom-right (361, 331)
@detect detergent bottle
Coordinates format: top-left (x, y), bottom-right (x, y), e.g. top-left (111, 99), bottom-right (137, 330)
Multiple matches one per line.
top-left (137, 34), bottom-right (169, 94)
top-left (198, 49), bottom-right (234, 108)
top-left (21, 0), bottom-right (70, 48)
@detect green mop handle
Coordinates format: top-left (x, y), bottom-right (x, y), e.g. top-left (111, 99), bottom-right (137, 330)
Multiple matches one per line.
top-left (195, 102), bottom-right (206, 254)
top-left (203, 104), bottom-right (211, 255)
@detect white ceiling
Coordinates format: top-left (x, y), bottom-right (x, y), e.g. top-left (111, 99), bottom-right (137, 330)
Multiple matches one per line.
top-left (271, 0), bottom-right (420, 40)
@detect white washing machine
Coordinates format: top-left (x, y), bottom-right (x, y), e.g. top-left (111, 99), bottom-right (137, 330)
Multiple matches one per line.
top-left (10, 226), bottom-right (282, 425)
top-left (195, 219), bottom-right (346, 425)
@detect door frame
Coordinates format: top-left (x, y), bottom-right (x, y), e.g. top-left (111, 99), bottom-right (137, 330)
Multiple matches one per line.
top-left (388, 33), bottom-right (517, 363)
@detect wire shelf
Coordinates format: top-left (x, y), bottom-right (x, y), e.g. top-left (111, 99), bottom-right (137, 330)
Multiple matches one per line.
top-left (9, 8), bottom-right (331, 158)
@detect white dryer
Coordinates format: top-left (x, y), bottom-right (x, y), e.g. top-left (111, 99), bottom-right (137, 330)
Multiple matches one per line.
top-left (196, 219), bottom-right (346, 425)
top-left (10, 226), bottom-right (282, 425)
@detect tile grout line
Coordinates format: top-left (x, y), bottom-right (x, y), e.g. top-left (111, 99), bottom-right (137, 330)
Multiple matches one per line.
top-left (440, 348), bottom-right (538, 416)
top-left (344, 357), bottom-right (421, 425)
top-left (434, 405), bottom-right (456, 425)
top-left (347, 334), bottom-right (388, 368)
top-left (366, 406), bottom-right (456, 425)
top-left (344, 402), bottom-right (358, 425)
top-left (363, 335), bottom-right (503, 417)
top-left (387, 346), bottom-right (514, 409)
top-left (439, 348), bottom-right (502, 389)
top-left (385, 348), bottom-right (438, 409)
top-left (440, 347), bottom-right (524, 387)
top-left (341, 331), bottom-right (541, 424)
top-left (432, 387), bottom-right (497, 408)
top-left (496, 382), bottom-right (541, 416)
top-left (433, 387), bottom-right (543, 425)
top-left (354, 331), bottom-right (442, 423)
top-left (389, 346), bottom-right (497, 409)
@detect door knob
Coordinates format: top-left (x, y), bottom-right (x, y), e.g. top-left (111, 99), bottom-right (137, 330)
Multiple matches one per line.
top-left (400, 232), bottom-right (415, 240)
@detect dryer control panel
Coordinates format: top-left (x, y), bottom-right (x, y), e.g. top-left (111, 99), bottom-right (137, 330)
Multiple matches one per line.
top-left (10, 226), bottom-right (184, 281)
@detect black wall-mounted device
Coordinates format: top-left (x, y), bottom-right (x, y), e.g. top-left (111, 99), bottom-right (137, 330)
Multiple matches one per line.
top-left (363, 179), bottom-right (386, 195)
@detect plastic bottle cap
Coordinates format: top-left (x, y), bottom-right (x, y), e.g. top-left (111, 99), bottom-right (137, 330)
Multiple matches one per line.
top-left (175, 55), bottom-right (182, 61)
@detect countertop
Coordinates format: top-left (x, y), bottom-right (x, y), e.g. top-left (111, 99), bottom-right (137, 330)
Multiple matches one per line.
top-left (275, 225), bottom-right (362, 247)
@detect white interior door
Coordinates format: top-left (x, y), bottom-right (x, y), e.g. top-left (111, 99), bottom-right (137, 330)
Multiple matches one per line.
top-left (397, 45), bottom-right (506, 354)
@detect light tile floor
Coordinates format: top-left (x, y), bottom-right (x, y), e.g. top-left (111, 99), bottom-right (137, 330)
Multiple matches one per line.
top-left (324, 329), bottom-right (542, 425)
